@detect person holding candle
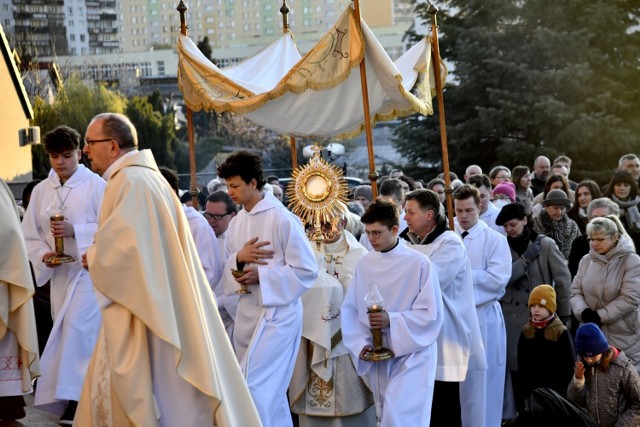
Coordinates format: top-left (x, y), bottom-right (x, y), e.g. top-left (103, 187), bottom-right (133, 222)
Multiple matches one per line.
top-left (342, 200), bottom-right (443, 426)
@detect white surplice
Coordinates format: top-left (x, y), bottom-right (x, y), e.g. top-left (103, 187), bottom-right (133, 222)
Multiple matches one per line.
top-left (183, 205), bottom-right (222, 289)
top-left (21, 165), bottom-right (104, 414)
top-left (341, 240), bottom-right (443, 427)
top-left (221, 191), bottom-right (318, 427)
top-left (455, 220), bottom-right (511, 427)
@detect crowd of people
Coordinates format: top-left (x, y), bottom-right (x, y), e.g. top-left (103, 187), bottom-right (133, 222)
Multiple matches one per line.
top-left (1, 118), bottom-right (640, 427)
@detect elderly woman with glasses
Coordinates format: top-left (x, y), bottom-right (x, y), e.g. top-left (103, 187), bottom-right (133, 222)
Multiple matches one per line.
top-left (489, 165), bottom-right (511, 188)
top-left (570, 215), bottom-right (640, 371)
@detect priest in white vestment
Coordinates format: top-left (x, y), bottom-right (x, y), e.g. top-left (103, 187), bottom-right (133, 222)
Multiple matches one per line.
top-left (218, 151), bottom-right (318, 427)
top-left (342, 201), bottom-right (443, 427)
top-left (289, 217), bottom-right (375, 426)
top-left (21, 126), bottom-right (104, 421)
top-left (453, 185), bottom-right (511, 427)
top-left (0, 178), bottom-right (40, 421)
top-left (76, 113), bottom-right (261, 426)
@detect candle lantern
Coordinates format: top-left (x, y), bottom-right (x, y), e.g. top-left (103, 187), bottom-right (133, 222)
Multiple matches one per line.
top-left (363, 283), bottom-right (394, 361)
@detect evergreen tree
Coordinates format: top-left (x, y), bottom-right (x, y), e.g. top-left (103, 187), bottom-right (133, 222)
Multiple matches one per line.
top-left (395, 0), bottom-right (640, 184)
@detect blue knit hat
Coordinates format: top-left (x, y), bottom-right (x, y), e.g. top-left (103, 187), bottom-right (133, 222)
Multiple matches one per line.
top-left (575, 323), bottom-right (609, 357)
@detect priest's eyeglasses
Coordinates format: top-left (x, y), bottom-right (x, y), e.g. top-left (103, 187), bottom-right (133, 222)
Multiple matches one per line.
top-left (84, 138), bottom-right (113, 147)
top-left (203, 212), bottom-right (230, 221)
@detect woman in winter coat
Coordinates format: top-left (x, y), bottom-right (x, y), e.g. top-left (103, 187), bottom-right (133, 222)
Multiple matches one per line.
top-left (496, 202), bottom-right (572, 417)
top-left (568, 323), bottom-right (640, 427)
top-left (570, 215), bottom-right (640, 371)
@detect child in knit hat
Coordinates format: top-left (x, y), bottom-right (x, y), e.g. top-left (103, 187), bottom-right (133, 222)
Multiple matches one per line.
top-left (567, 323), bottom-right (640, 427)
top-left (516, 285), bottom-right (575, 412)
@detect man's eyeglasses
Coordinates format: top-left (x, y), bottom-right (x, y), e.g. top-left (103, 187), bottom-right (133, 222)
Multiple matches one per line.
top-left (84, 138), bottom-right (113, 146)
top-left (203, 212), bottom-right (230, 221)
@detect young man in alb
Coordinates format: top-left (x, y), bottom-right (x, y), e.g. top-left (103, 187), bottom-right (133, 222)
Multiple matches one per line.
top-left (21, 126), bottom-right (105, 424)
top-left (217, 150), bottom-right (318, 427)
top-left (453, 184), bottom-right (512, 427)
top-left (342, 200), bottom-right (443, 426)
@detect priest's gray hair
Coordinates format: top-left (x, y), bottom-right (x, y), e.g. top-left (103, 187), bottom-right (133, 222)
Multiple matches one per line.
top-left (92, 113), bottom-right (138, 149)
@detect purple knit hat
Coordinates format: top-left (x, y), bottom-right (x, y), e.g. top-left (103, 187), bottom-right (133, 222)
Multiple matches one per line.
top-left (492, 182), bottom-right (516, 203)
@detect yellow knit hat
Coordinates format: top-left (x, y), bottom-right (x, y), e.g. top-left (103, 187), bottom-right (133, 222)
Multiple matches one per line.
top-left (528, 284), bottom-right (557, 314)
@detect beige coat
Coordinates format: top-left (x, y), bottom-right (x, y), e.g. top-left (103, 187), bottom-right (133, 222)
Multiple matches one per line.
top-left (571, 235), bottom-right (640, 371)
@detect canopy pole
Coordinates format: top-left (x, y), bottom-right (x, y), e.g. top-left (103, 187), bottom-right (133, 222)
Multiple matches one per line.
top-left (428, 2), bottom-right (453, 229)
top-left (280, 0), bottom-right (297, 169)
top-left (178, 0), bottom-right (199, 210)
top-left (352, 0), bottom-right (379, 199)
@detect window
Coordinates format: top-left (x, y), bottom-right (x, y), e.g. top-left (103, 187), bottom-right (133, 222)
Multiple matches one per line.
top-left (70, 33), bottom-right (75, 41)
top-left (80, 34), bottom-right (85, 42)
top-left (157, 61), bottom-right (165, 76)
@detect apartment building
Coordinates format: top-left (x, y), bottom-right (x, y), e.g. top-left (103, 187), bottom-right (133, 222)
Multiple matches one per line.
top-left (5, 0), bottom-right (408, 56)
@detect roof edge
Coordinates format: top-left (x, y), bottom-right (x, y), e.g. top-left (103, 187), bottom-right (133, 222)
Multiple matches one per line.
top-left (0, 24), bottom-right (34, 120)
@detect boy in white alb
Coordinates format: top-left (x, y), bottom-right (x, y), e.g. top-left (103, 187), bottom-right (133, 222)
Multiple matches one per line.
top-left (217, 150), bottom-right (318, 427)
top-left (342, 200), bottom-right (443, 426)
top-left (21, 126), bottom-right (105, 424)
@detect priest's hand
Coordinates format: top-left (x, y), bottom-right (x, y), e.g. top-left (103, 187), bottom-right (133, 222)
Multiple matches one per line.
top-left (368, 311), bottom-right (390, 329)
top-left (237, 237), bottom-right (274, 265)
top-left (235, 266), bottom-right (259, 286)
top-left (43, 252), bottom-right (59, 268)
top-left (359, 345), bottom-right (374, 361)
top-left (50, 219), bottom-right (75, 238)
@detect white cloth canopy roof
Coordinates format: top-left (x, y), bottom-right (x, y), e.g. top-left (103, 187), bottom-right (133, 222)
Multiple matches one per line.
top-left (177, 7), bottom-right (445, 139)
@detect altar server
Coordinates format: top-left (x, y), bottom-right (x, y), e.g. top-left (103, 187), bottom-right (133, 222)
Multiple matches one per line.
top-left (453, 184), bottom-right (511, 427)
top-left (218, 150), bottom-right (318, 427)
top-left (342, 200), bottom-right (443, 427)
top-left (21, 126), bottom-right (104, 423)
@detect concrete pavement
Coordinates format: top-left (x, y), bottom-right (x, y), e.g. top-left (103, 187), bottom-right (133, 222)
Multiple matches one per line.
top-left (0, 393), bottom-right (58, 427)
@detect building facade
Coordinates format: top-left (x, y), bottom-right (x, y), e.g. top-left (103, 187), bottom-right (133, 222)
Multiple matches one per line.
top-left (4, 0), bottom-right (411, 56)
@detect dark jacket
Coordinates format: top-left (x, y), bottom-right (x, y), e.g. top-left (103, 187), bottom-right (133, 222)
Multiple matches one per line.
top-left (501, 232), bottom-right (571, 371)
top-left (517, 316), bottom-right (575, 399)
